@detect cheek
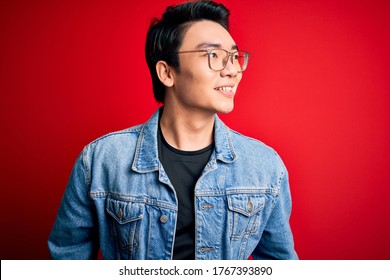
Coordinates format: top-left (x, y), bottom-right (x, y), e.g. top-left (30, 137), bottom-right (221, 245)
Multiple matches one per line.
top-left (236, 73), bottom-right (243, 84)
top-left (238, 72), bottom-right (243, 81)
top-left (175, 57), bottom-right (220, 95)
top-left (177, 69), bottom-right (215, 92)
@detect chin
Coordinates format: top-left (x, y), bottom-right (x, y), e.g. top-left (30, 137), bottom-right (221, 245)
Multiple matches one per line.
top-left (217, 103), bottom-right (234, 114)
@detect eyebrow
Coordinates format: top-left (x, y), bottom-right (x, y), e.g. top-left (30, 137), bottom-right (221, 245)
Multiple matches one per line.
top-left (195, 42), bottom-right (238, 50)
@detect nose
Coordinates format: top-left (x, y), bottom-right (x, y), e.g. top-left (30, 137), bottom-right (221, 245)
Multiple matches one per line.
top-left (220, 53), bottom-right (239, 78)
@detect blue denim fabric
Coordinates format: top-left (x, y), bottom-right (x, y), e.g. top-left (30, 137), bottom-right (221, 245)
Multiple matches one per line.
top-left (48, 109), bottom-right (298, 260)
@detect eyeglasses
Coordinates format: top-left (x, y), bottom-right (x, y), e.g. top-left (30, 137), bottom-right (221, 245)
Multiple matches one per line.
top-left (176, 49), bottom-right (251, 72)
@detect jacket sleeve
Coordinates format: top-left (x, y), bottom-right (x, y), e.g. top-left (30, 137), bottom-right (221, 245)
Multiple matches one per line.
top-left (252, 165), bottom-right (298, 260)
top-left (48, 150), bottom-right (99, 259)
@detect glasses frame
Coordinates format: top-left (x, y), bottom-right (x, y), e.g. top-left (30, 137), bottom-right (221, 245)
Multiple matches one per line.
top-left (176, 48), bottom-right (251, 73)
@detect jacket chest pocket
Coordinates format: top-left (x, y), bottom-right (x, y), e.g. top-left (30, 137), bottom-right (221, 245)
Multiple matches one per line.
top-left (227, 194), bottom-right (265, 240)
top-left (106, 196), bottom-right (145, 259)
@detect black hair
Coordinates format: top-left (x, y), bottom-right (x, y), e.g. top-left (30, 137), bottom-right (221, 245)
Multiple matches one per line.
top-left (145, 0), bottom-right (230, 103)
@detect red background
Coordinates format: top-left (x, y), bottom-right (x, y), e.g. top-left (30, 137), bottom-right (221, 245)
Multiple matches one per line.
top-left (1, 0), bottom-right (389, 259)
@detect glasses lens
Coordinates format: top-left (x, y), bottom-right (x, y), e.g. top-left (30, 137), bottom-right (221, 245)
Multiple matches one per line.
top-left (208, 49), bottom-right (226, 71)
top-left (208, 50), bottom-right (249, 72)
top-left (232, 51), bottom-right (248, 72)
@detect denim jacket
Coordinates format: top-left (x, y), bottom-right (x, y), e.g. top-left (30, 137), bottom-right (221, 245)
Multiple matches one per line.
top-left (48, 109), bottom-right (298, 260)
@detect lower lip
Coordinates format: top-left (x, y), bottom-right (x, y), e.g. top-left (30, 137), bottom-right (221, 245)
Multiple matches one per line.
top-left (215, 89), bottom-right (235, 98)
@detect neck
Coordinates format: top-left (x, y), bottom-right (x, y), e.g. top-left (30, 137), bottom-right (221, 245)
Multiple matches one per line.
top-left (159, 105), bottom-right (215, 151)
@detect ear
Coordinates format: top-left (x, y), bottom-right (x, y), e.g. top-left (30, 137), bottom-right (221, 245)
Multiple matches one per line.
top-left (155, 61), bottom-right (175, 87)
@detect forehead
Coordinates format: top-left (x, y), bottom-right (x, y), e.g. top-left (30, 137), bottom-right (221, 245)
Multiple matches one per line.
top-left (180, 20), bottom-right (236, 50)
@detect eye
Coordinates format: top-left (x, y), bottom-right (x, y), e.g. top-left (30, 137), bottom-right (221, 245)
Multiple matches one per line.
top-left (233, 53), bottom-right (241, 60)
top-left (209, 50), bottom-right (218, 58)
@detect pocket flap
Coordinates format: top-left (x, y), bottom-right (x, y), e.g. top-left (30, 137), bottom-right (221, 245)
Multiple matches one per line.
top-left (106, 196), bottom-right (145, 224)
top-left (227, 195), bottom-right (265, 217)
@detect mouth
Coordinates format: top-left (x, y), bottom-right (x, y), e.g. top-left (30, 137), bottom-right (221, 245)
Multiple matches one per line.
top-left (214, 85), bottom-right (235, 97)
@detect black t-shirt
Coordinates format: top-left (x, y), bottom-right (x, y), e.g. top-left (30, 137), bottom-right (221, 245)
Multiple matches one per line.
top-left (158, 126), bottom-right (214, 259)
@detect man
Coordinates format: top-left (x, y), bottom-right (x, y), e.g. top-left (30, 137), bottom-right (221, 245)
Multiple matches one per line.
top-left (48, 0), bottom-right (298, 260)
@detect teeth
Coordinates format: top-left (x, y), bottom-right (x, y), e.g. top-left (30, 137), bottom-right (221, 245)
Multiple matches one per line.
top-left (216, 86), bottom-right (233, 92)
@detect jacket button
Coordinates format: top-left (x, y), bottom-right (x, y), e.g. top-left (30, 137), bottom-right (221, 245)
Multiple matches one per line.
top-left (118, 208), bottom-right (123, 219)
top-left (160, 215), bottom-right (168, 223)
top-left (247, 199), bottom-right (253, 212)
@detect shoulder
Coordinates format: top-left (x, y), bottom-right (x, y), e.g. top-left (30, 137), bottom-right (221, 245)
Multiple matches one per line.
top-left (82, 123), bottom-right (144, 157)
top-left (228, 128), bottom-right (286, 170)
top-left (229, 128), bottom-right (275, 155)
top-left (90, 124), bottom-right (142, 145)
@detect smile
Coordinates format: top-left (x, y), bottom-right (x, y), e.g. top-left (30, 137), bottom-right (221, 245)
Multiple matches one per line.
top-left (214, 86), bottom-right (234, 92)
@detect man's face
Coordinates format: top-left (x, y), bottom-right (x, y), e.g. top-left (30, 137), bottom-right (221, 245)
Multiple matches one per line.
top-left (170, 20), bottom-right (243, 115)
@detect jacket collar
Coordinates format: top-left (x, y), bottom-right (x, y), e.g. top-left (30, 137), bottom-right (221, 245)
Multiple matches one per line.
top-left (132, 108), bottom-right (237, 173)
